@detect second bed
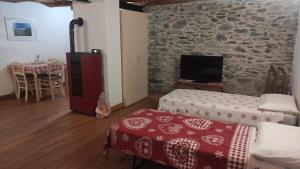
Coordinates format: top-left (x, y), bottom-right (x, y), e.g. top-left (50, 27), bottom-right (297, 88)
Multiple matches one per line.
top-left (158, 89), bottom-right (297, 126)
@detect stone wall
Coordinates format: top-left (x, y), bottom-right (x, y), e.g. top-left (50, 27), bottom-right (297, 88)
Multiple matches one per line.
top-left (145, 0), bottom-right (300, 96)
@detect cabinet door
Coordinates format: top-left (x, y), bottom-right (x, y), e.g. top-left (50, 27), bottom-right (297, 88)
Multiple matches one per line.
top-left (121, 10), bottom-right (148, 106)
top-left (136, 13), bottom-right (148, 101)
top-left (121, 10), bottom-right (136, 106)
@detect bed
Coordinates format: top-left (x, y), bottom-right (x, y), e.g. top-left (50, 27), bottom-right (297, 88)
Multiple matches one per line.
top-left (103, 109), bottom-right (283, 169)
top-left (158, 89), bottom-right (297, 126)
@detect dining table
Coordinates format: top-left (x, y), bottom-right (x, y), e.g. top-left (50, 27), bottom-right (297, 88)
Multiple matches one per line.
top-left (10, 62), bottom-right (64, 102)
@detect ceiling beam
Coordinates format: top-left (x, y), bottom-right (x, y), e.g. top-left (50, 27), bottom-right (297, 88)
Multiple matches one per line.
top-left (146, 0), bottom-right (196, 6)
top-left (120, 1), bottom-right (144, 12)
top-left (1, 0), bottom-right (72, 7)
top-left (1, 0), bottom-right (197, 7)
top-left (121, 0), bottom-right (197, 6)
top-left (45, 0), bottom-right (72, 7)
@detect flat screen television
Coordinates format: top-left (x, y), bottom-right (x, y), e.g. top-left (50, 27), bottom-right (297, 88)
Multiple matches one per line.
top-left (180, 55), bottom-right (223, 83)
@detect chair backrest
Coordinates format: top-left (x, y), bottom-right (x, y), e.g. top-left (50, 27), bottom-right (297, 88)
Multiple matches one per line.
top-left (265, 65), bottom-right (289, 94)
top-left (11, 62), bottom-right (25, 74)
top-left (48, 58), bottom-right (60, 62)
top-left (47, 61), bottom-right (64, 81)
top-left (11, 62), bottom-right (26, 83)
top-left (277, 67), bottom-right (288, 94)
top-left (265, 64), bottom-right (277, 93)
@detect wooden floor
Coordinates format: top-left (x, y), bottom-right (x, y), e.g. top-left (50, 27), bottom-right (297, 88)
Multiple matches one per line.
top-left (0, 94), bottom-right (170, 169)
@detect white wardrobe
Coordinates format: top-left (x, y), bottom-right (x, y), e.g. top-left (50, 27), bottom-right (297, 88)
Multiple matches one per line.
top-left (120, 10), bottom-right (149, 106)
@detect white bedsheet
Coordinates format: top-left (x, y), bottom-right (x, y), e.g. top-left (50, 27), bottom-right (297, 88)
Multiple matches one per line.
top-left (247, 128), bottom-right (283, 169)
top-left (158, 89), bottom-right (284, 126)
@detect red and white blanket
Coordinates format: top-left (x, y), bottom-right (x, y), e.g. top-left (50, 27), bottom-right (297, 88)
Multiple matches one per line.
top-left (103, 109), bottom-right (260, 169)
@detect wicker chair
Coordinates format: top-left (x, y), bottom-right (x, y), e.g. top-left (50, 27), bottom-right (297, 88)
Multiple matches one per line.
top-left (265, 65), bottom-right (277, 93)
top-left (277, 67), bottom-right (288, 94)
top-left (265, 65), bottom-right (288, 94)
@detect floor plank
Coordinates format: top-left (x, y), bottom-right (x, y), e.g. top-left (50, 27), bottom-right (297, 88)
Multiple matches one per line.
top-left (0, 95), bottom-right (170, 169)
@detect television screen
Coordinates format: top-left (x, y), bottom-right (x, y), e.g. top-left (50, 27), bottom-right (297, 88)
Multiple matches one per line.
top-left (180, 55), bottom-right (223, 83)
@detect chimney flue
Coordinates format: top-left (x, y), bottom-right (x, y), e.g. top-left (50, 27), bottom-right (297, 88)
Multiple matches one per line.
top-left (69, 17), bottom-right (84, 54)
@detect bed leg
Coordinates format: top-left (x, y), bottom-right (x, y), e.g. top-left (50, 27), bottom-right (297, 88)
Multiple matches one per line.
top-left (132, 156), bottom-right (146, 169)
top-left (133, 156), bottom-right (137, 169)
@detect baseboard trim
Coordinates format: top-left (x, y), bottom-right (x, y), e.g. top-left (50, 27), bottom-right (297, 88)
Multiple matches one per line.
top-left (0, 93), bottom-right (15, 101)
top-left (111, 103), bottom-right (124, 112)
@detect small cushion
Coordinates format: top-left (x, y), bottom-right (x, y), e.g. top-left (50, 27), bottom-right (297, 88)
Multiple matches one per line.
top-left (253, 122), bottom-right (300, 169)
top-left (258, 94), bottom-right (299, 115)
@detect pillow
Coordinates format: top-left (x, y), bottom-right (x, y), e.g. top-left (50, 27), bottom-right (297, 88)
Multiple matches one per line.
top-left (258, 94), bottom-right (299, 115)
top-left (253, 122), bottom-right (300, 169)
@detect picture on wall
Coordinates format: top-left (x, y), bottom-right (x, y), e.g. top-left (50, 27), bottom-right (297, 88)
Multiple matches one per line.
top-left (5, 17), bottom-right (37, 41)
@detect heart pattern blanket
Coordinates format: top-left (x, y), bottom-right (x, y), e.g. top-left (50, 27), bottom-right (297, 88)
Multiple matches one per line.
top-left (103, 109), bottom-right (254, 169)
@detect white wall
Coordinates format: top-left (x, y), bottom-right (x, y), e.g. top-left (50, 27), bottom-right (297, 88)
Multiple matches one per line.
top-left (293, 27), bottom-right (300, 125)
top-left (293, 10), bottom-right (300, 106)
top-left (104, 0), bottom-right (123, 108)
top-left (73, 0), bottom-right (123, 107)
top-left (0, 1), bottom-right (73, 96)
top-left (72, 1), bottom-right (106, 52)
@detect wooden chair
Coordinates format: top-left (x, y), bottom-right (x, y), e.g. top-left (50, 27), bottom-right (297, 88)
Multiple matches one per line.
top-left (38, 61), bottom-right (65, 100)
top-left (11, 62), bottom-right (35, 102)
top-left (48, 58), bottom-right (67, 84)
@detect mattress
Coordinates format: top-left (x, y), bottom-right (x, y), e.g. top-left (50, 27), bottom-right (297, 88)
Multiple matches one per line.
top-left (158, 89), bottom-right (297, 126)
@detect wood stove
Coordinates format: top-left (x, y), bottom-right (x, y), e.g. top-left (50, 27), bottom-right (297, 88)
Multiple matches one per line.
top-left (66, 17), bottom-right (104, 116)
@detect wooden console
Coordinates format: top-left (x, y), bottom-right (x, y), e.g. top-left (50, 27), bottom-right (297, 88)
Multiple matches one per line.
top-left (175, 79), bottom-right (224, 92)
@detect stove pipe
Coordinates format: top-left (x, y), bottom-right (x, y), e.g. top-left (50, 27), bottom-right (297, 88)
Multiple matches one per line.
top-left (69, 17), bottom-right (84, 54)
